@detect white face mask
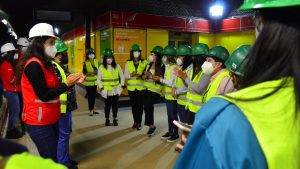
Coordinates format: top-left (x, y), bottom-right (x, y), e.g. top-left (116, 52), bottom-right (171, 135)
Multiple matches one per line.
top-left (106, 58), bottom-right (113, 65)
top-left (13, 53), bottom-right (19, 60)
top-left (45, 45), bottom-right (57, 58)
top-left (88, 54), bottom-right (95, 59)
top-left (176, 58), bottom-right (183, 66)
top-left (21, 47), bottom-right (28, 54)
top-left (133, 51), bottom-right (140, 58)
top-left (201, 61), bottom-right (214, 75)
top-left (149, 55), bottom-right (154, 62)
top-left (162, 56), bottom-right (168, 65)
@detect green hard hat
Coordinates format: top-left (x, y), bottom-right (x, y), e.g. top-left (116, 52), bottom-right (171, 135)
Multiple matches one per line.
top-left (240, 0), bottom-right (300, 10)
top-left (131, 44), bottom-right (142, 51)
top-left (55, 40), bottom-right (68, 53)
top-left (192, 43), bottom-right (209, 56)
top-left (163, 46), bottom-right (176, 56)
top-left (176, 44), bottom-right (192, 56)
top-left (103, 48), bottom-right (114, 57)
top-left (151, 46), bottom-right (164, 55)
top-left (86, 48), bottom-right (95, 55)
top-left (225, 45), bottom-right (251, 76)
top-left (207, 46), bottom-right (229, 62)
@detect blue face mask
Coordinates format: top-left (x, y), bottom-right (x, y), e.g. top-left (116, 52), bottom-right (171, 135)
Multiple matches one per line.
top-left (60, 54), bottom-right (68, 65)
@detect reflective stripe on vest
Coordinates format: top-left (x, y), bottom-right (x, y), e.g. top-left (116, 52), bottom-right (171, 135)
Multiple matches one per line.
top-left (100, 65), bottom-right (120, 91)
top-left (52, 61), bottom-right (67, 113)
top-left (185, 70), bottom-right (204, 113)
top-left (175, 67), bottom-right (189, 106)
top-left (84, 59), bottom-right (99, 86)
top-left (219, 78), bottom-right (300, 169)
top-left (127, 60), bottom-right (146, 91)
top-left (203, 70), bottom-right (230, 103)
top-left (164, 64), bottom-right (177, 100)
top-left (143, 64), bottom-right (162, 94)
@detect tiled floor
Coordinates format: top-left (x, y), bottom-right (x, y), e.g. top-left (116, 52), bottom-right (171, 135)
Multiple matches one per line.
top-left (17, 86), bottom-right (180, 169)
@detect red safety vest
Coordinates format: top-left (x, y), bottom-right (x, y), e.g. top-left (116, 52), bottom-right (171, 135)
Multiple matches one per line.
top-left (21, 57), bottom-right (60, 125)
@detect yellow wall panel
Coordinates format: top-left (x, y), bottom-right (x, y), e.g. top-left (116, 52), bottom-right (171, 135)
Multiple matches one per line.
top-left (113, 28), bottom-right (147, 69)
top-left (198, 33), bottom-right (216, 49)
top-left (147, 29), bottom-right (168, 56)
top-left (95, 31), bottom-right (101, 61)
top-left (214, 31), bottom-right (255, 54)
top-left (90, 34), bottom-right (95, 50)
top-left (192, 33), bottom-right (200, 46)
top-left (73, 36), bottom-right (85, 73)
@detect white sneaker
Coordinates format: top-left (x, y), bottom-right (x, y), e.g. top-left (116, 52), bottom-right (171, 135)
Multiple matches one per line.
top-left (89, 111), bottom-right (93, 116)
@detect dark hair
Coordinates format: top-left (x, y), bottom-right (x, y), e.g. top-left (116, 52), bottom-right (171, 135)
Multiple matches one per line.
top-left (128, 50), bottom-right (144, 61)
top-left (103, 55), bottom-right (117, 69)
top-left (16, 37), bottom-right (53, 82)
top-left (182, 56), bottom-right (192, 71)
top-left (192, 55), bottom-right (206, 80)
top-left (1, 51), bottom-right (15, 64)
top-left (211, 56), bottom-right (226, 68)
top-left (232, 7), bottom-right (300, 108)
top-left (166, 55), bottom-right (176, 64)
top-left (145, 52), bottom-right (163, 77)
top-left (154, 52), bottom-right (163, 76)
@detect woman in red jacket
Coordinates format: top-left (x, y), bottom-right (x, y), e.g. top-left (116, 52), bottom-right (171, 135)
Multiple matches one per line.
top-left (0, 43), bottom-right (23, 139)
top-left (16, 23), bottom-right (84, 162)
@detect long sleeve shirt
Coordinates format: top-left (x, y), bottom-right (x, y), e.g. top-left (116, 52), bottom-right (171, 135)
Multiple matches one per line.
top-left (97, 64), bottom-right (125, 96)
top-left (24, 62), bottom-right (69, 102)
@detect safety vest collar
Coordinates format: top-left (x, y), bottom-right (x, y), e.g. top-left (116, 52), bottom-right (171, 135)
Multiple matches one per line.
top-left (219, 77), bottom-right (300, 169)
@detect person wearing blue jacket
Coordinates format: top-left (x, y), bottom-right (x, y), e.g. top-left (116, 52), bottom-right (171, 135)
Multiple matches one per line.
top-left (174, 1), bottom-right (300, 168)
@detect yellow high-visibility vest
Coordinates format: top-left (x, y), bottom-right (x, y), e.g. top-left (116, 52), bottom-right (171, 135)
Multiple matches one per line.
top-left (127, 60), bottom-right (146, 91)
top-left (164, 64), bottom-right (177, 101)
top-left (52, 61), bottom-right (67, 114)
top-left (143, 64), bottom-right (162, 94)
top-left (203, 70), bottom-right (230, 103)
top-left (83, 59), bottom-right (99, 86)
top-left (185, 69), bottom-right (204, 113)
top-left (219, 78), bottom-right (300, 169)
top-left (100, 65), bottom-right (120, 91)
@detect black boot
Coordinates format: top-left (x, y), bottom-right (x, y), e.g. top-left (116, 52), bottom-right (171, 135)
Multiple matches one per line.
top-left (105, 119), bottom-right (110, 126)
top-left (113, 119), bottom-right (118, 126)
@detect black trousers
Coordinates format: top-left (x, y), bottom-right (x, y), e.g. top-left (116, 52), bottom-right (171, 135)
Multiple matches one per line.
top-left (143, 90), bottom-right (160, 126)
top-left (187, 110), bottom-right (195, 125)
top-left (104, 95), bottom-right (119, 119)
top-left (85, 86), bottom-right (97, 111)
top-left (128, 90), bottom-right (144, 124)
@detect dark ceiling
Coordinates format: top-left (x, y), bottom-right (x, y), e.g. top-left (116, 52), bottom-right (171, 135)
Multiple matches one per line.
top-left (0, 0), bottom-right (245, 38)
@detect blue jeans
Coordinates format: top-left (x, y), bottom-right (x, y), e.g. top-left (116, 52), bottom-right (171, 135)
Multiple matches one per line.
top-left (177, 104), bottom-right (188, 123)
top-left (4, 91), bottom-right (20, 131)
top-left (25, 123), bottom-right (58, 161)
top-left (165, 100), bottom-right (178, 136)
top-left (57, 111), bottom-right (72, 167)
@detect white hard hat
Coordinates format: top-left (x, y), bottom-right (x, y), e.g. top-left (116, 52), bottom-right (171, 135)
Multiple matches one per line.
top-left (28, 23), bottom-right (59, 40)
top-left (1, 43), bottom-right (17, 54)
top-left (17, 37), bottom-right (30, 47)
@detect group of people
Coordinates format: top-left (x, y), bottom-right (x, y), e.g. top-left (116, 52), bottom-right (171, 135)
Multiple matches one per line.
top-left (1, 0), bottom-right (300, 168)
top-left (82, 40), bottom-right (251, 146)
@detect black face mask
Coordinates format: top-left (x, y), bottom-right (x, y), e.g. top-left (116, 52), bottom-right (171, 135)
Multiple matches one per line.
top-left (60, 54), bottom-right (68, 65)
